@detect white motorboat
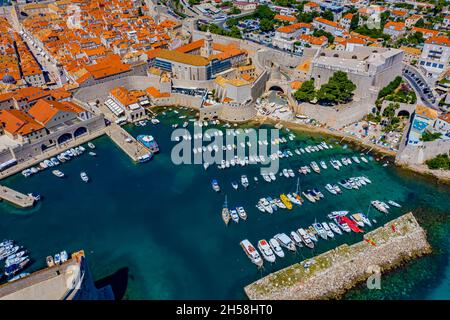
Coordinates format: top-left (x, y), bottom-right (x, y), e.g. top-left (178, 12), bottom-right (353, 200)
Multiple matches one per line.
top-left (52, 170), bottom-right (64, 178)
top-left (269, 238), bottom-right (285, 258)
top-left (80, 172), bottom-right (89, 182)
top-left (297, 228), bottom-right (314, 249)
top-left (322, 222), bottom-right (335, 238)
top-left (240, 239), bottom-right (263, 268)
top-left (388, 200), bottom-right (401, 208)
top-left (325, 184), bottom-right (337, 195)
top-left (328, 222), bottom-right (342, 235)
top-left (88, 142), bottom-right (96, 149)
top-left (259, 198), bottom-right (273, 214)
top-left (236, 207), bottom-right (247, 220)
top-left (290, 231), bottom-right (303, 248)
top-left (312, 223), bottom-right (328, 240)
top-left (230, 209), bottom-right (239, 223)
top-left (258, 239), bottom-right (276, 263)
top-left (274, 233), bottom-right (296, 252)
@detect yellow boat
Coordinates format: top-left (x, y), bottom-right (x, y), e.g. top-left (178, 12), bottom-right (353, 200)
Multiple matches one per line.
top-left (280, 194), bottom-right (293, 210)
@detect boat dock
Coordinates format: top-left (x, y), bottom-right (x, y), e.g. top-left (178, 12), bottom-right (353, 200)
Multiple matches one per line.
top-left (244, 212), bottom-right (431, 300)
top-left (0, 250), bottom-right (114, 300)
top-left (105, 124), bottom-right (149, 162)
top-left (0, 185), bottom-right (34, 208)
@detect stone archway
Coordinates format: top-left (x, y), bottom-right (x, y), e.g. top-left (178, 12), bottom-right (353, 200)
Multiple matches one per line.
top-left (268, 86), bottom-right (284, 93)
top-left (57, 133), bottom-right (72, 144)
top-left (73, 126), bottom-right (87, 138)
top-left (397, 110), bottom-right (410, 118)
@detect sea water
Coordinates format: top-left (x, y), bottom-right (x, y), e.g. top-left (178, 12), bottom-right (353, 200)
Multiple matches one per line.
top-left (0, 108), bottom-right (449, 299)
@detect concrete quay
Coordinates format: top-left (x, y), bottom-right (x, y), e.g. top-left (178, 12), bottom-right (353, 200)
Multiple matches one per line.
top-left (0, 185), bottom-right (34, 208)
top-left (106, 124), bottom-right (150, 162)
top-left (244, 212), bottom-right (431, 300)
top-left (0, 129), bottom-right (107, 181)
top-left (0, 250), bottom-right (114, 300)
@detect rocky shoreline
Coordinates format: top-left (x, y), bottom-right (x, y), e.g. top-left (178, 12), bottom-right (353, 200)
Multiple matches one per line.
top-left (244, 212), bottom-right (431, 300)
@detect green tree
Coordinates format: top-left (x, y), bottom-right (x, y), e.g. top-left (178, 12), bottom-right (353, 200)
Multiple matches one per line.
top-left (260, 18), bottom-right (275, 32)
top-left (316, 71), bottom-right (356, 104)
top-left (313, 29), bottom-right (334, 43)
top-left (350, 13), bottom-right (359, 31)
top-left (425, 154), bottom-right (450, 170)
top-left (293, 80), bottom-right (316, 102)
top-left (415, 18), bottom-right (425, 28)
top-left (254, 5), bottom-right (275, 20)
top-left (321, 10), bottom-right (334, 21)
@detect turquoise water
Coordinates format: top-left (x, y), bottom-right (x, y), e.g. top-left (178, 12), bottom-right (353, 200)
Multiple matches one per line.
top-left (0, 107), bottom-right (449, 299)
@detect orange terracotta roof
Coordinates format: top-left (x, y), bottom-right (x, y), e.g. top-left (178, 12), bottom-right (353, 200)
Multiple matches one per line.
top-left (412, 27), bottom-right (440, 36)
top-left (175, 39), bottom-right (204, 54)
top-left (274, 14), bottom-right (297, 23)
top-left (439, 113), bottom-right (450, 123)
top-left (0, 109), bottom-right (44, 136)
top-left (28, 99), bottom-right (80, 125)
top-left (415, 104), bottom-right (438, 119)
top-left (314, 17), bottom-right (339, 28)
top-left (145, 86), bottom-right (170, 98)
top-left (425, 36), bottom-right (450, 46)
top-left (384, 21), bottom-right (406, 31)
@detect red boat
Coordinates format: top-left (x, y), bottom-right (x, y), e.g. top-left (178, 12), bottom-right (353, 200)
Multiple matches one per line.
top-left (341, 216), bottom-right (363, 233)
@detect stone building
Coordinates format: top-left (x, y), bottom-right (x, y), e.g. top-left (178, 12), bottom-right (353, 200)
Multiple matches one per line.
top-left (310, 46), bottom-right (404, 101)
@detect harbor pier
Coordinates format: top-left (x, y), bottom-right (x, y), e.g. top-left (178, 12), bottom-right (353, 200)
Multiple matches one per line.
top-left (244, 212), bottom-right (431, 300)
top-left (0, 250), bottom-right (114, 300)
top-left (105, 124), bottom-right (149, 162)
top-left (0, 185), bottom-right (34, 208)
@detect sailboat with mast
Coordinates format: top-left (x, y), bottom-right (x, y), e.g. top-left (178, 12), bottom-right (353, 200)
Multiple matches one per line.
top-left (292, 177), bottom-right (304, 204)
top-left (222, 195), bottom-right (230, 225)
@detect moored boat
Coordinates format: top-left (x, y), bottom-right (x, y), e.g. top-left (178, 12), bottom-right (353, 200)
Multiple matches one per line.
top-left (236, 206), bottom-right (247, 220)
top-left (258, 239), bottom-right (276, 263)
top-left (274, 233), bottom-right (296, 252)
top-left (280, 194), bottom-right (293, 210)
top-left (269, 238), bottom-right (285, 258)
top-left (240, 239), bottom-right (263, 268)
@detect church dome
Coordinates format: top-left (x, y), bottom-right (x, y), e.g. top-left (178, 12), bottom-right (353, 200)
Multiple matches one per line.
top-left (2, 75), bottom-right (16, 84)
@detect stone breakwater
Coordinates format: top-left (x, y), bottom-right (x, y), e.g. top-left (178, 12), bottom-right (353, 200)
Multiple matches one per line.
top-left (244, 212), bottom-right (431, 300)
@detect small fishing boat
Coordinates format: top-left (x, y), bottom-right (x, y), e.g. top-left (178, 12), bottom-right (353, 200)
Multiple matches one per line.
top-left (46, 256), bottom-right (55, 267)
top-left (222, 196), bottom-right (230, 225)
top-left (237, 207), bottom-right (247, 220)
top-left (88, 142), bottom-right (96, 149)
top-left (231, 181), bottom-right (239, 190)
top-left (312, 223), bottom-right (328, 240)
top-left (290, 231), bottom-right (303, 248)
top-left (322, 222), bottom-right (335, 238)
top-left (388, 200), bottom-right (401, 208)
top-left (240, 175), bottom-right (249, 188)
top-left (306, 227), bottom-right (318, 242)
top-left (328, 222), bottom-right (342, 235)
top-left (280, 194), bottom-right (293, 210)
top-left (230, 209), bottom-right (239, 223)
top-left (351, 213), bottom-right (365, 227)
top-left (258, 240), bottom-right (276, 263)
top-left (297, 228), bottom-right (314, 249)
top-left (259, 198), bottom-right (273, 214)
top-left (269, 238), bottom-right (285, 258)
top-left (54, 253), bottom-right (61, 265)
top-left (360, 156), bottom-right (368, 163)
top-left (240, 239), bottom-right (263, 268)
top-left (211, 179), bottom-right (220, 192)
top-left (80, 172), bottom-right (89, 182)
top-left (52, 170), bottom-right (64, 178)
top-left (88, 151), bottom-right (96, 156)
top-left (60, 251), bottom-right (68, 263)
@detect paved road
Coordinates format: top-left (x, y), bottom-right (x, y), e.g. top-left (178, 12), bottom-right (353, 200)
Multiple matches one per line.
top-left (402, 66), bottom-right (437, 109)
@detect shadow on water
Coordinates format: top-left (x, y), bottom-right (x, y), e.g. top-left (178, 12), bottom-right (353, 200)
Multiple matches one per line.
top-left (94, 267), bottom-right (129, 300)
